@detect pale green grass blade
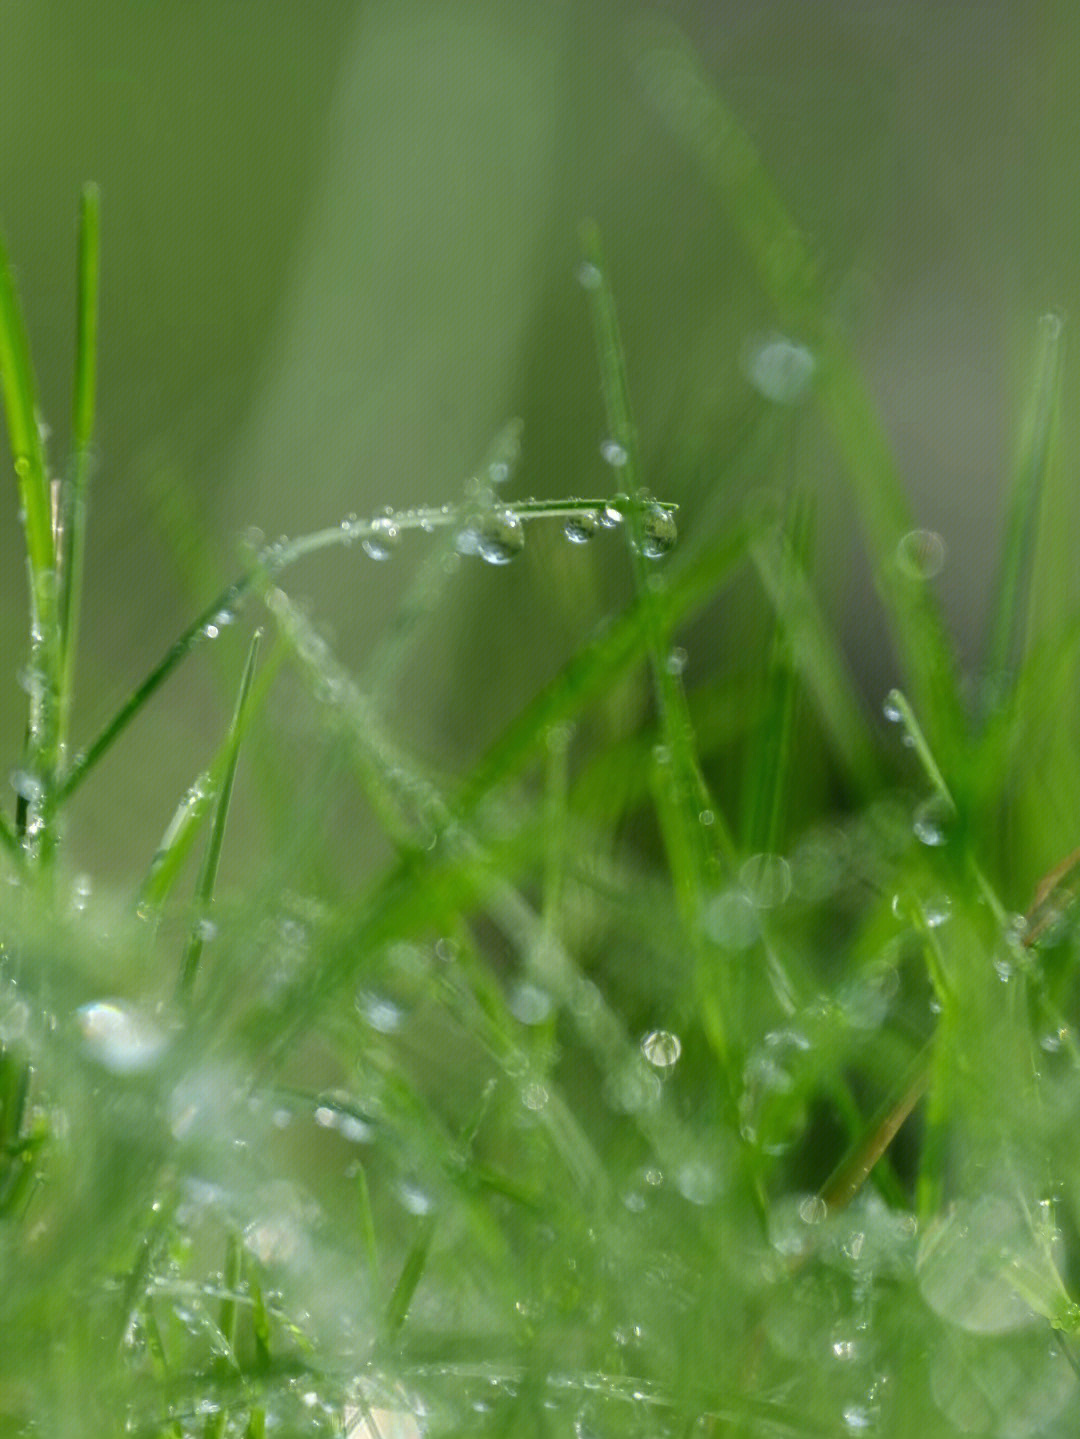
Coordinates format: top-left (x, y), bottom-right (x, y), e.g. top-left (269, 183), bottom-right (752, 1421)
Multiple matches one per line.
top-left (178, 630), bottom-right (262, 998)
top-left (984, 312), bottom-right (1064, 688)
top-left (633, 19), bottom-right (965, 763)
top-left (58, 182), bottom-right (101, 755)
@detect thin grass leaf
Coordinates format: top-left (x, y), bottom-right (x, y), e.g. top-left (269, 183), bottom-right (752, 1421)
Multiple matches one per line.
top-left (58, 182), bottom-right (101, 755)
top-left (984, 312), bottom-right (1065, 689)
top-left (179, 630), bottom-right (262, 998)
top-left (749, 509), bottom-right (881, 798)
top-left (139, 631), bottom-right (283, 915)
top-left (633, 18), bottom-right (965, 765)
top-left (382, 1214), bottom-right (436, 1340)
top-left (354, 1161), bottom-right (379, 1284)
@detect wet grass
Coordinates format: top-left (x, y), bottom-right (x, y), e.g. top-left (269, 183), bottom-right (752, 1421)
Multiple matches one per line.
top-left (4, 22), bottom-right (1080, 1439)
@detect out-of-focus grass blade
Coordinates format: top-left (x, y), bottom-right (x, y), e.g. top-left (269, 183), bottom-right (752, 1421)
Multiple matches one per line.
top-left (983, 312), bottom-right (1065, 693)
top-left (179, 630), bottom-right (262, 999)
top-left (632, 19), bottom-right (964, 765)
top-left (59, 182), bottom-right (101, 753)
top-left (382, 1214), bottom-right (436, 1340)
top-left (749, 512), bottom-right (881, 799)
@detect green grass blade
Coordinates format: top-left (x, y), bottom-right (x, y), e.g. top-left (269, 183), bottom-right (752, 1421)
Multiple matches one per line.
top-left (58, 182), bottom-right (101, 755)
top-left (580, 220), bottom-right (735, 1077)
top-left (633, 18), bottom-right (965, 762)
top-left (0, 221), bottom-right (55, 584)
top-left (179, 630), bottom-right (262, 998)
top-left (382, 1213), bottom-right (436, 1339)
top-left (983, 311), bottom-right (1064, 689)
top-left (139, 631), bottom-right (281, 915)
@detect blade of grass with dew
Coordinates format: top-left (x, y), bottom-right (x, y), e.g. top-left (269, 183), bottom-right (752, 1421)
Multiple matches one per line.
top-left (178, 630), bottom-right (262, 999)
top-left (632, 18), bottom-right (965, 768)
top-left (138, 631), bottom-right (283, 915)
top-left (204, 1232), bottom-right (243, 1439)
top-left (58, 182), bottom-right (100, 758)
top-left (56, 494), bottom-right (646, 802)
top-left (580, 219), bottom-right (736, 1079)
top-left (748, 499), bottom-right (882, 801)
top-left (0, 218), bottom-right (63, 857)
top-left (382, 1213), bottom-right (436, 1341)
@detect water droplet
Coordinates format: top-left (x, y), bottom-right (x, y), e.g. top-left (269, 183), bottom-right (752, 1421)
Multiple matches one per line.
top-left (702, 889), bottom-right (759, 949)
top-left (665, 646), bottom-right (687, 676)
top-left (508, 982), bottom-right (553, 1025)
top-left (698, 808), bottom-right (714, 827)
top-left (675, 1158), bottom-right (719, 1206)
top-left (740, 853), bottom-right (792, 908)
top-left (76, 1001), bottom-right (167, 1075)
top-left (598, 502), bottom-right (624, 529)
top-left (799, 1194), bottom-right (828, 1225)
top-left (603, 1061), bottom-right (662, 1114)
top-left (882, 691), bottom-right (903, 723)
top-left (362, 516), bottom-right (400, 561)
top-left (356, 993), bottom-right (403, 1033)
top-left (521, 1081), bottom-right (549, 1111)
top-left (600, 439), bottom-right (628, 468)
top-left (641, 1029), bottom-right (681, 1068)
top-left (896, 529), bottom-right (946, 580)
top-left (564, 510), bottom-right (600, 544)
top-left (923, 894), bottom-right (952, 928)
top-left (459, 509), bottom-right (525, 565)
top-left (9, 769), bottom-right (44, 804)
top-left (913, 795), bottom-right (953, 847)
top-left (743, 334), bottom-right (816, 404)
top-left (636, 504), bottom-right (677, 558)
top-left (576, 260), bottom-right (602, 290)
top-left (398, 1181), bottom-right (434, 1216)
top-left (917, 1193), bottom-right (1047, 1333)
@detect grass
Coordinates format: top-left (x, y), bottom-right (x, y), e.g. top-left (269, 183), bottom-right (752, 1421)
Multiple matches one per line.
top-left (4, 21), bottom-right (1080, 1438)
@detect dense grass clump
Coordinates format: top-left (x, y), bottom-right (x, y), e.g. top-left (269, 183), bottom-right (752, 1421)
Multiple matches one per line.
top-left (4, 22), bottom-right (1080, 1439)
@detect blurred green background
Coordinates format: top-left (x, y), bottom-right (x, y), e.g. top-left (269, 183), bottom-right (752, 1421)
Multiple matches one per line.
top-left (1, 0), bottom-right (1078, 883)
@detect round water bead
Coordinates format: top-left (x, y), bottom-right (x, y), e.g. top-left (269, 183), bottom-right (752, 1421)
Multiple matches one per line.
top-left (743, 334), bottom-right (816, 404)
top-left (564, 510), bottom-right (601, 544)
top-left (896, 529), bottom-right (946, 580)
top-left (636, 504), bottom-right (677, 558)
top-left (458, 509), bottom-right (524, 565)
top-left (362, 516), bottom-right (400, 561)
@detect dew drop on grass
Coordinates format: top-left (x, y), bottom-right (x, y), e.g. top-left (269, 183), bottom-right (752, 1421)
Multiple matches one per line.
top-left (76, 1000), bottom-right (166, 1074)
top-left (600, 438), bottom-right (628, 467)
top-left (913, 795), bottom-right (953, 847)
top-left (564, 510), bottom-right (600, 544)
top-left (362, 516), bottom-right (400, 561)
top-left (641, 1029), bottom-right (681, 1068)
top-left (636, 503), bottom-right (677, 558)
top-left (702, 889), bottom-right (759, 949)
top-left (458, 509), bottom-right (525, 564)
top-left (508, 981), bottom-right (553, 1025)
top-left (743, 333), bottom-right (816, 403)
top-left (896, 528), bottom-right (946, 580)
top-left (665, 646), bottom-right (687, 676)
top-left (356, 992), bottom-right (403, 1033)
top-left (882, 691), bottom-right (903, 723)
top-left (521, 1081), bottom-right (549, 1111)
top-left (598, 502), bottom-right (623, 529)
top-left (576, 260), bottom-right (602, 290)
top-left (740, 852), bottom-right (792, 908)
top-left (9, 769), bottom-right (43, 804)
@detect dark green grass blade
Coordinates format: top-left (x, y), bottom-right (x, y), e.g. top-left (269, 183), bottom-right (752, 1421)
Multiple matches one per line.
top-left (982, 312), bottom-right (1064, 695)
top-left (59, 182), bottom-right (101, 753)
top-left (633, 18), bottom-right (965, 765)
top-left (382, 1215), bottom-right (436, 1340)
top-left (178, 630), bottom-right (262, 998)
